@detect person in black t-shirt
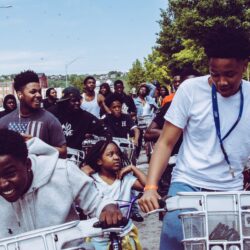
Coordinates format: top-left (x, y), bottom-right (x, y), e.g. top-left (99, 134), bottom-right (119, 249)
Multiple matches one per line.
top-left (113, 80), bottom-right (137, 118)
top-left (103, 93), bottom-right (143, 222)
top-left (0, 94), bottom-right (17, 119)
top-left (103, 93), bottom-right (139, 145)
top-left (42, 87), bottom-right (58, 110)
top-left (145, 101), bottom-right (182, 155)
top-left (49, 87), bottom-right (108, 150)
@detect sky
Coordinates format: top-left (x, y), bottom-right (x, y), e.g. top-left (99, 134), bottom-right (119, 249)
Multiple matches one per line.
top-left (0, 0), bottom-right (167, 75)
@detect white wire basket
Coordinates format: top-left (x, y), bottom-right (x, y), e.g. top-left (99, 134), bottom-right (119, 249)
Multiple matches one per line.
top-left (0, 219), bottom-right (98, 250)
top-left (175, 191), bottom-right (250, 250)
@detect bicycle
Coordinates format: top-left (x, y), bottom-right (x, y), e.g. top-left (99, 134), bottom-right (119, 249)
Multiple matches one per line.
top-left (0, 218), bottom-right (102, 250)
top-left (93, 194), bottom-right (143, 250)
top-left (67, 147), bottom-right (85, 167)
top-left (146, 191), bottom-right (250, 250)
top-left (137, 114), bottom-right (155, 163)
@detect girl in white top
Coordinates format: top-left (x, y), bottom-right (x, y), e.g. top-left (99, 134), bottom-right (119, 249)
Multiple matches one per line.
top-left (84, 139), bottom-right (146, 250)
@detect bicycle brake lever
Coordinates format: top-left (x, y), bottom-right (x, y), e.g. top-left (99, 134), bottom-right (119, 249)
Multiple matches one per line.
top-left (158, 199), bottom-right (166, 209)
top-left (144, 208), bottom-right (166, 217)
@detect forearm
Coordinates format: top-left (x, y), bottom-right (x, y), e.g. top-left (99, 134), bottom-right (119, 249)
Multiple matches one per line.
top-left (146, 82), bottom-right (156, 97)
top-left (102, 101), bottom-right (111, 114)
top-left (133, 127), bottom-right (140, 144)
top-left (146, 138), bottom-right (172, 186)
top-left (144, 128), bottom-right (161, 141)
top-left (55, 144), bottom-right (67, 158)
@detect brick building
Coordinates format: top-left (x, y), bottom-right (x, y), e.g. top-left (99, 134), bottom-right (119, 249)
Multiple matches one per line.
top-left (0, 82), bottom-right (15, 107)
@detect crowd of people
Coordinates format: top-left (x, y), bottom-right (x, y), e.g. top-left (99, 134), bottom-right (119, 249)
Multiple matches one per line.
top-left (0, 25), bottom-right (250, 250)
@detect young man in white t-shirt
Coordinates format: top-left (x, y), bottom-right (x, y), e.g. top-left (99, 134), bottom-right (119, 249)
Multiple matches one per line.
top-left (139, 26), bottom-right (250, 249)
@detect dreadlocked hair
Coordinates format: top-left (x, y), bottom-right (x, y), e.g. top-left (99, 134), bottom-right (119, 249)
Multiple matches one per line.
top-left (83, 139), bottom-right (129, 172)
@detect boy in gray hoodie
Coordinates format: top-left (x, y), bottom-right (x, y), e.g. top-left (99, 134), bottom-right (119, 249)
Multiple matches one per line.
top-left (0, 129), bottom-right (122, 238)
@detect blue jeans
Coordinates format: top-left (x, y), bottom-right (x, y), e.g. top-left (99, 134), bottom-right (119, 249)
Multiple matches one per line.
top-left (160, 182), bottom-right (203, 250)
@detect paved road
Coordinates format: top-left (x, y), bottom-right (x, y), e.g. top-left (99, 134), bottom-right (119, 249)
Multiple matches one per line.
top-left (135, 152), bottom-right (163, 250)
top-left (135, 213), bottom-right (162, 250)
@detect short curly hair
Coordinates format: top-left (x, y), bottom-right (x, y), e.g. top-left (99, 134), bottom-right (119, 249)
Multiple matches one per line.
top-left (114, 80), bottom-right (124, 87)
top-left (83, 76), bottom-right (96, 85)
top-left (105, 93), bottom-right (123, 107)
top-left (14, 70), bottom-right (39, 91)
top-left (0, 129), bottom-right (28, 163)
top-left (203, 26), bottom-right (250, 60)
top-left (45, 87), bottom-right (56, 98)
top-left (137, 84), bottom-right (150, 96)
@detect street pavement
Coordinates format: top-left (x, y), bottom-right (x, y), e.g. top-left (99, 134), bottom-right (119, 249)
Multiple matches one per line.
top-left (135, 151), bottom-right (162, 250)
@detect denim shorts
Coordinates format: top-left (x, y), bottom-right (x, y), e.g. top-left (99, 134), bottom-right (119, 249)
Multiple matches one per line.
top-left (160, 182), bottom-right (210, 250)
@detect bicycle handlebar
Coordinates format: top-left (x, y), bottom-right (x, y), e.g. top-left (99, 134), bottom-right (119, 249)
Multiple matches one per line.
top-left (93, 193), bottom-right (143, 229)
top-left (93, 217), bottom-right (129, 229)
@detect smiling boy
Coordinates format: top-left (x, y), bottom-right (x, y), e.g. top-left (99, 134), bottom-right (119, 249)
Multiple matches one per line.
top-left (0, 70), bottom-right (67, 158)
top-left (0, 129), bottom-right (122, 238)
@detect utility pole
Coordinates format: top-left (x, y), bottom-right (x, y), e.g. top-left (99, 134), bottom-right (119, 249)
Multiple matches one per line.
top-left (65, 57), bottom-right (82, 88)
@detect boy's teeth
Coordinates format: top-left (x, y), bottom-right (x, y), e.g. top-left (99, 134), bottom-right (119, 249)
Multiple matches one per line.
top-left (3, 189), bottom-right (14, 195)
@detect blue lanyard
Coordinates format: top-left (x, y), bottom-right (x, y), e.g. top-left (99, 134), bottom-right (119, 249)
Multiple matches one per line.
top-left (211, 83), bottom-right (243, 178)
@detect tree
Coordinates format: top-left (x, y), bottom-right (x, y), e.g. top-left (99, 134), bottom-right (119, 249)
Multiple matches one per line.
top-left (126, 59), bottom-right (146, 88)
top-left (69, 74), bottom-right (85, 91)
top-left (144, 49), bottom-right (171, 85)
top-left (156, 0), bottom-right (250, 76)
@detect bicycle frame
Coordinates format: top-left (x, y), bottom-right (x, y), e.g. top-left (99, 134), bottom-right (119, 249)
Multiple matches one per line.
top-left (94, 194), bottom-right (143, 250)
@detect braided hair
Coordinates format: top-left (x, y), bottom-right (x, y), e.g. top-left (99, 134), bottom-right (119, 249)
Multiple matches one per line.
top-left (83, 139), bottom-right (130, 172)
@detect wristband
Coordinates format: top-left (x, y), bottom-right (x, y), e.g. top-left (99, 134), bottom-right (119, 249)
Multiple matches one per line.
top-left (144, 185), bottom-right (158, 191)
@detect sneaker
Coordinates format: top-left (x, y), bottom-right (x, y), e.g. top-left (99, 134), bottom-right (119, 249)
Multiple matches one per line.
top-left (130, 212), bottom-right (144, 222)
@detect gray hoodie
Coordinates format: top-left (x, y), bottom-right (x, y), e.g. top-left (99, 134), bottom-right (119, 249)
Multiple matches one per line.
top-left (0, 138), bottom-right (113, 238)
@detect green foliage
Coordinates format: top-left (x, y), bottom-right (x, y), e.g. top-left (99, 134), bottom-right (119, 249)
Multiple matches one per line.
top-left (126, 59), bottom-right (146, 88)
top-left (107, 71), bottom-right (123, 78)
top-left (172, 39), bottom-right (208, 75)
top-left (156, 0), bottom-right (250, 76)
top-left (48, 79), bottom-right (66, 88)
top-left (69, 74), bottom-right (85, 91)
top-left (144, 49), bottom-right (171, 85)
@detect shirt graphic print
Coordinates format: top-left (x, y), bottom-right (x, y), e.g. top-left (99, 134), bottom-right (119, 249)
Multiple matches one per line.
top-left (8, 121), bottom-right (43, 137)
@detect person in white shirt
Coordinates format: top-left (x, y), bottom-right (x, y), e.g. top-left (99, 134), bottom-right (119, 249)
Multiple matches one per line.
top-left (83, 139), bottom-right (146, 250)
top-left (0, 129), bottom-right (123, 239)
top-left (139, 26), bottom-right (250, 250)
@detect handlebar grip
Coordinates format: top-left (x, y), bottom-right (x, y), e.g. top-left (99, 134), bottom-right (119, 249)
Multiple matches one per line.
top-left (158, 199), bottom-right (166, 209)
top-left (93, 217), bottom-right (129, 229)
top-left (137, 192), bottom-right (143, 200)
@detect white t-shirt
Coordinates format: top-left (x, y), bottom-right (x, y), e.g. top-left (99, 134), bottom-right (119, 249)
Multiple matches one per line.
top-left (165, 75), bottom-right (250, 190)
top-left (142, 102), bottom-right (152, 116)
top-left (92, 173), bottom-right (137, 237)
top-left (81, 93), bottom-right (100, 118)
